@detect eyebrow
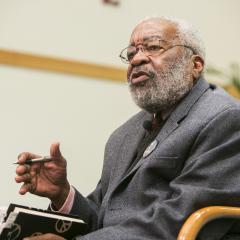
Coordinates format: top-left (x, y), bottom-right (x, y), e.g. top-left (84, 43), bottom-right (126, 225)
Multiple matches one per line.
top-left (130, 35), bottom-right (165, 46)
top-left (142, 35), bottom-right (162, 41)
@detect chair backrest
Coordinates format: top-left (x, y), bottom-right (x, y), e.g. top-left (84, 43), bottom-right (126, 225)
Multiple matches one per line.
top-left (177, 206), bottom-right (240, 240)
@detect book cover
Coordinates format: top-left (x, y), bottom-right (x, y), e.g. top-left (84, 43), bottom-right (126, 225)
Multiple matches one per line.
top-left (0, 204), bottom-right (88, 240)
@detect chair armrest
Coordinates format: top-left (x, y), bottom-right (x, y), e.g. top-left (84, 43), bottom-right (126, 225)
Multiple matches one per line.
top-left (177, 206), bottom-right (240, 240)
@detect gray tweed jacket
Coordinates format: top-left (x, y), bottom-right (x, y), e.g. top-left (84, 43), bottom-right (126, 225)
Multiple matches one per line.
top-left (71, 77), bottom-right (240, 240)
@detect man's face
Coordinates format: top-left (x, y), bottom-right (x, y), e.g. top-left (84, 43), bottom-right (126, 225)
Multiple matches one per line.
top-left (127, 19), bottom-right (194, 113)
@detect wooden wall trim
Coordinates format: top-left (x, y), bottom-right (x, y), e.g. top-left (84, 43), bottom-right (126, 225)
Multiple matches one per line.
top-left (0, 49), bottom-right (126, 82)
top-left (0, 49), bottom-right (239, 98)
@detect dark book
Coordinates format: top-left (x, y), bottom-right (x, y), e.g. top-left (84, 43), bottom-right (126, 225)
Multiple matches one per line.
top-left (0, 203), bottom-right (88, 240)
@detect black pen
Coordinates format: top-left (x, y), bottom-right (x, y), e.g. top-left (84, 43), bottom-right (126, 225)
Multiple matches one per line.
top-left (14, 156), bottom-right (53, 165)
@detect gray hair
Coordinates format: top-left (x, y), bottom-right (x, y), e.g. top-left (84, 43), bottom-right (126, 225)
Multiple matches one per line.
top-left (139, 16), bottom-right (206, 61)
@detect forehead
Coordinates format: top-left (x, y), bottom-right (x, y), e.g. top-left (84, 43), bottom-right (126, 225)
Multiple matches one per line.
top-left (130, 19), bottom-right (178, 44)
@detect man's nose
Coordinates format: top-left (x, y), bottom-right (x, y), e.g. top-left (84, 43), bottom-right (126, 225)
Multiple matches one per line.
top-left (130, 50), bottom-right (150, 66)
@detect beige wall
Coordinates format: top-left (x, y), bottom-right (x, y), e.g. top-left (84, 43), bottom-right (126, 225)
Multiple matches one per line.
top-left (0, 0), bottom-right (239, 68)
top-left (0, 65), bottom-right (138, 207)
top-left (0, 0), bottom-right (239, 208)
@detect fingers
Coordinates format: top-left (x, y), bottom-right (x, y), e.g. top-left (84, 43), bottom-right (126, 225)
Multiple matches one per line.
top-left (17, 152), bottom-right (41, 164)
top-left (15, 164), bottom-right (31, 175)
top-left (15, 164), bottom-right (31, 183)
top-left (48, 142), bottom-right (67, 168)
top-left (15, 164), bottom-right (35, 195)
top-left (50, 142), bottom-right (62, 159)
top-left (15, 142), bottom-right (67, 198)
top-left (15, 163), bottom-right (38, 181)
top-left (19, 182), bottom-right (34, 195)
top-left (23, 233), bottom-right (65, 240)
top-left (15, 171), bottom-right (31, 183)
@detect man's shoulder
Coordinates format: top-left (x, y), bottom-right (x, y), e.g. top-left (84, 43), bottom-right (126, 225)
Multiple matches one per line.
top-left (209, 83), bottom-right (239, 105)
top-left (194, 83), bottom-right (240, 117)
top-left (109, 110), bottom-right (148, 137)
top-left (177, 81), bottom-right (240, 136)
top-left (103, 110), bottom-right (148, 151)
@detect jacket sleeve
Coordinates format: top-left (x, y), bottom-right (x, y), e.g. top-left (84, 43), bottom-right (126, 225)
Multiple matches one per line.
top-left (75, 107), bottom-right (240, 240)
top-left (69, 181), bottom-right (103, 232)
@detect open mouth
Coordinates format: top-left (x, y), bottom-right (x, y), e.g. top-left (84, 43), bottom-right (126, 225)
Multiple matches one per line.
top-left (131, 71), bottom-right (151, 84)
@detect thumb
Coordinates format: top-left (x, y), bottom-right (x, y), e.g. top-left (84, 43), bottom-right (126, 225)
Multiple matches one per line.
top-left (50, 142), bottom-right (62, 159)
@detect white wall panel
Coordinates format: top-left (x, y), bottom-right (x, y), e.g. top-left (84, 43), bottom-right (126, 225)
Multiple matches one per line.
top-left (0, 65), bottom-right (138, 207)
top-left (0, 0), bottom-right (239, 207)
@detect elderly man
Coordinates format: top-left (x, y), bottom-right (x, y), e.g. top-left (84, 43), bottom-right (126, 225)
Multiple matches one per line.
top-left (16, 17), bottom-right (240, 240)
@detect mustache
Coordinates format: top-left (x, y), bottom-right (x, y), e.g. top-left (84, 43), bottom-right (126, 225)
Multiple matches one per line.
top-left (128, 66), bottom-right (156, 83)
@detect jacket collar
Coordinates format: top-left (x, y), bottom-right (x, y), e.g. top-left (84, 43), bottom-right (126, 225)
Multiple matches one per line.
top-left (122, 77), bottom-right (210, 180)
top-left (155, 76), bottom-right (210, 144)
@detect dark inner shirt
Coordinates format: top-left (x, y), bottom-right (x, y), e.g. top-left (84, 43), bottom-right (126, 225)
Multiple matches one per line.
top-left (126, 114), bottom-right (166, 174)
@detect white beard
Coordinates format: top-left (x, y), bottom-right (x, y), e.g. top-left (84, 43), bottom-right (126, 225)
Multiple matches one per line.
top-left (129, 55), bottom-right (193, 113)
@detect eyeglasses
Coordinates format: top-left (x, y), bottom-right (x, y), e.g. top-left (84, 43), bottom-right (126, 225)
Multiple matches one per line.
top-left (119, 38), bottom-right (196, 64)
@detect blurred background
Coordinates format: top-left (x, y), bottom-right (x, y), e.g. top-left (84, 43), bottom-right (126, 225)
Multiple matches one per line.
top-left (0, 0), bottom-right (239, 208)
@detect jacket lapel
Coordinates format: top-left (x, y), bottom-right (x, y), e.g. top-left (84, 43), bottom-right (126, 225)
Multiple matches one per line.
top-left (156, 77), bottom-right (210, 144)
top-left (117, 77), bottom-right (210, 183)
top-left (108, 112), bottom-right (151, 185)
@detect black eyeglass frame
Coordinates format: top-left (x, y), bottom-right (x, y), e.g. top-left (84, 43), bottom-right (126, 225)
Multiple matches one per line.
top-left (119, 40), bottom-right (196, 64)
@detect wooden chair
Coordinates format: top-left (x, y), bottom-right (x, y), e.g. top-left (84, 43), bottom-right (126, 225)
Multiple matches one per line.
top-left (177, 206), bottom-right (240, 240)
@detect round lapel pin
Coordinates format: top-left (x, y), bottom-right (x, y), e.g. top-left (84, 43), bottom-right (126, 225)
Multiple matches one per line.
top-left (143, 139), bottom-right (158, 158)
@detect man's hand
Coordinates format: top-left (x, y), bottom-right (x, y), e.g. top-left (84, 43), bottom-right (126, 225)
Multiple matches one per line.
top-left (23, 233), bottom-right (65, 240)
top-left (15, 142), bottom-right (70, 209)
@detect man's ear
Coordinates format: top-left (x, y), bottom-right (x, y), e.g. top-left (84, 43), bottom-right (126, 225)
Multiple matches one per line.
top-left (192, 55), bottom-right (204, 79)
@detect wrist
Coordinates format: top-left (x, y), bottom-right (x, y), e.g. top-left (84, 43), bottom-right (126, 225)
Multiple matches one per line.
top-left (51, 182), bottom-right (70, 210)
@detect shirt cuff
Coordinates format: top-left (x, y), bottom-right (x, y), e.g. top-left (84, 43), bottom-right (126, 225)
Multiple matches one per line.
top-left (49, 185), bottom-right (75, 214)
